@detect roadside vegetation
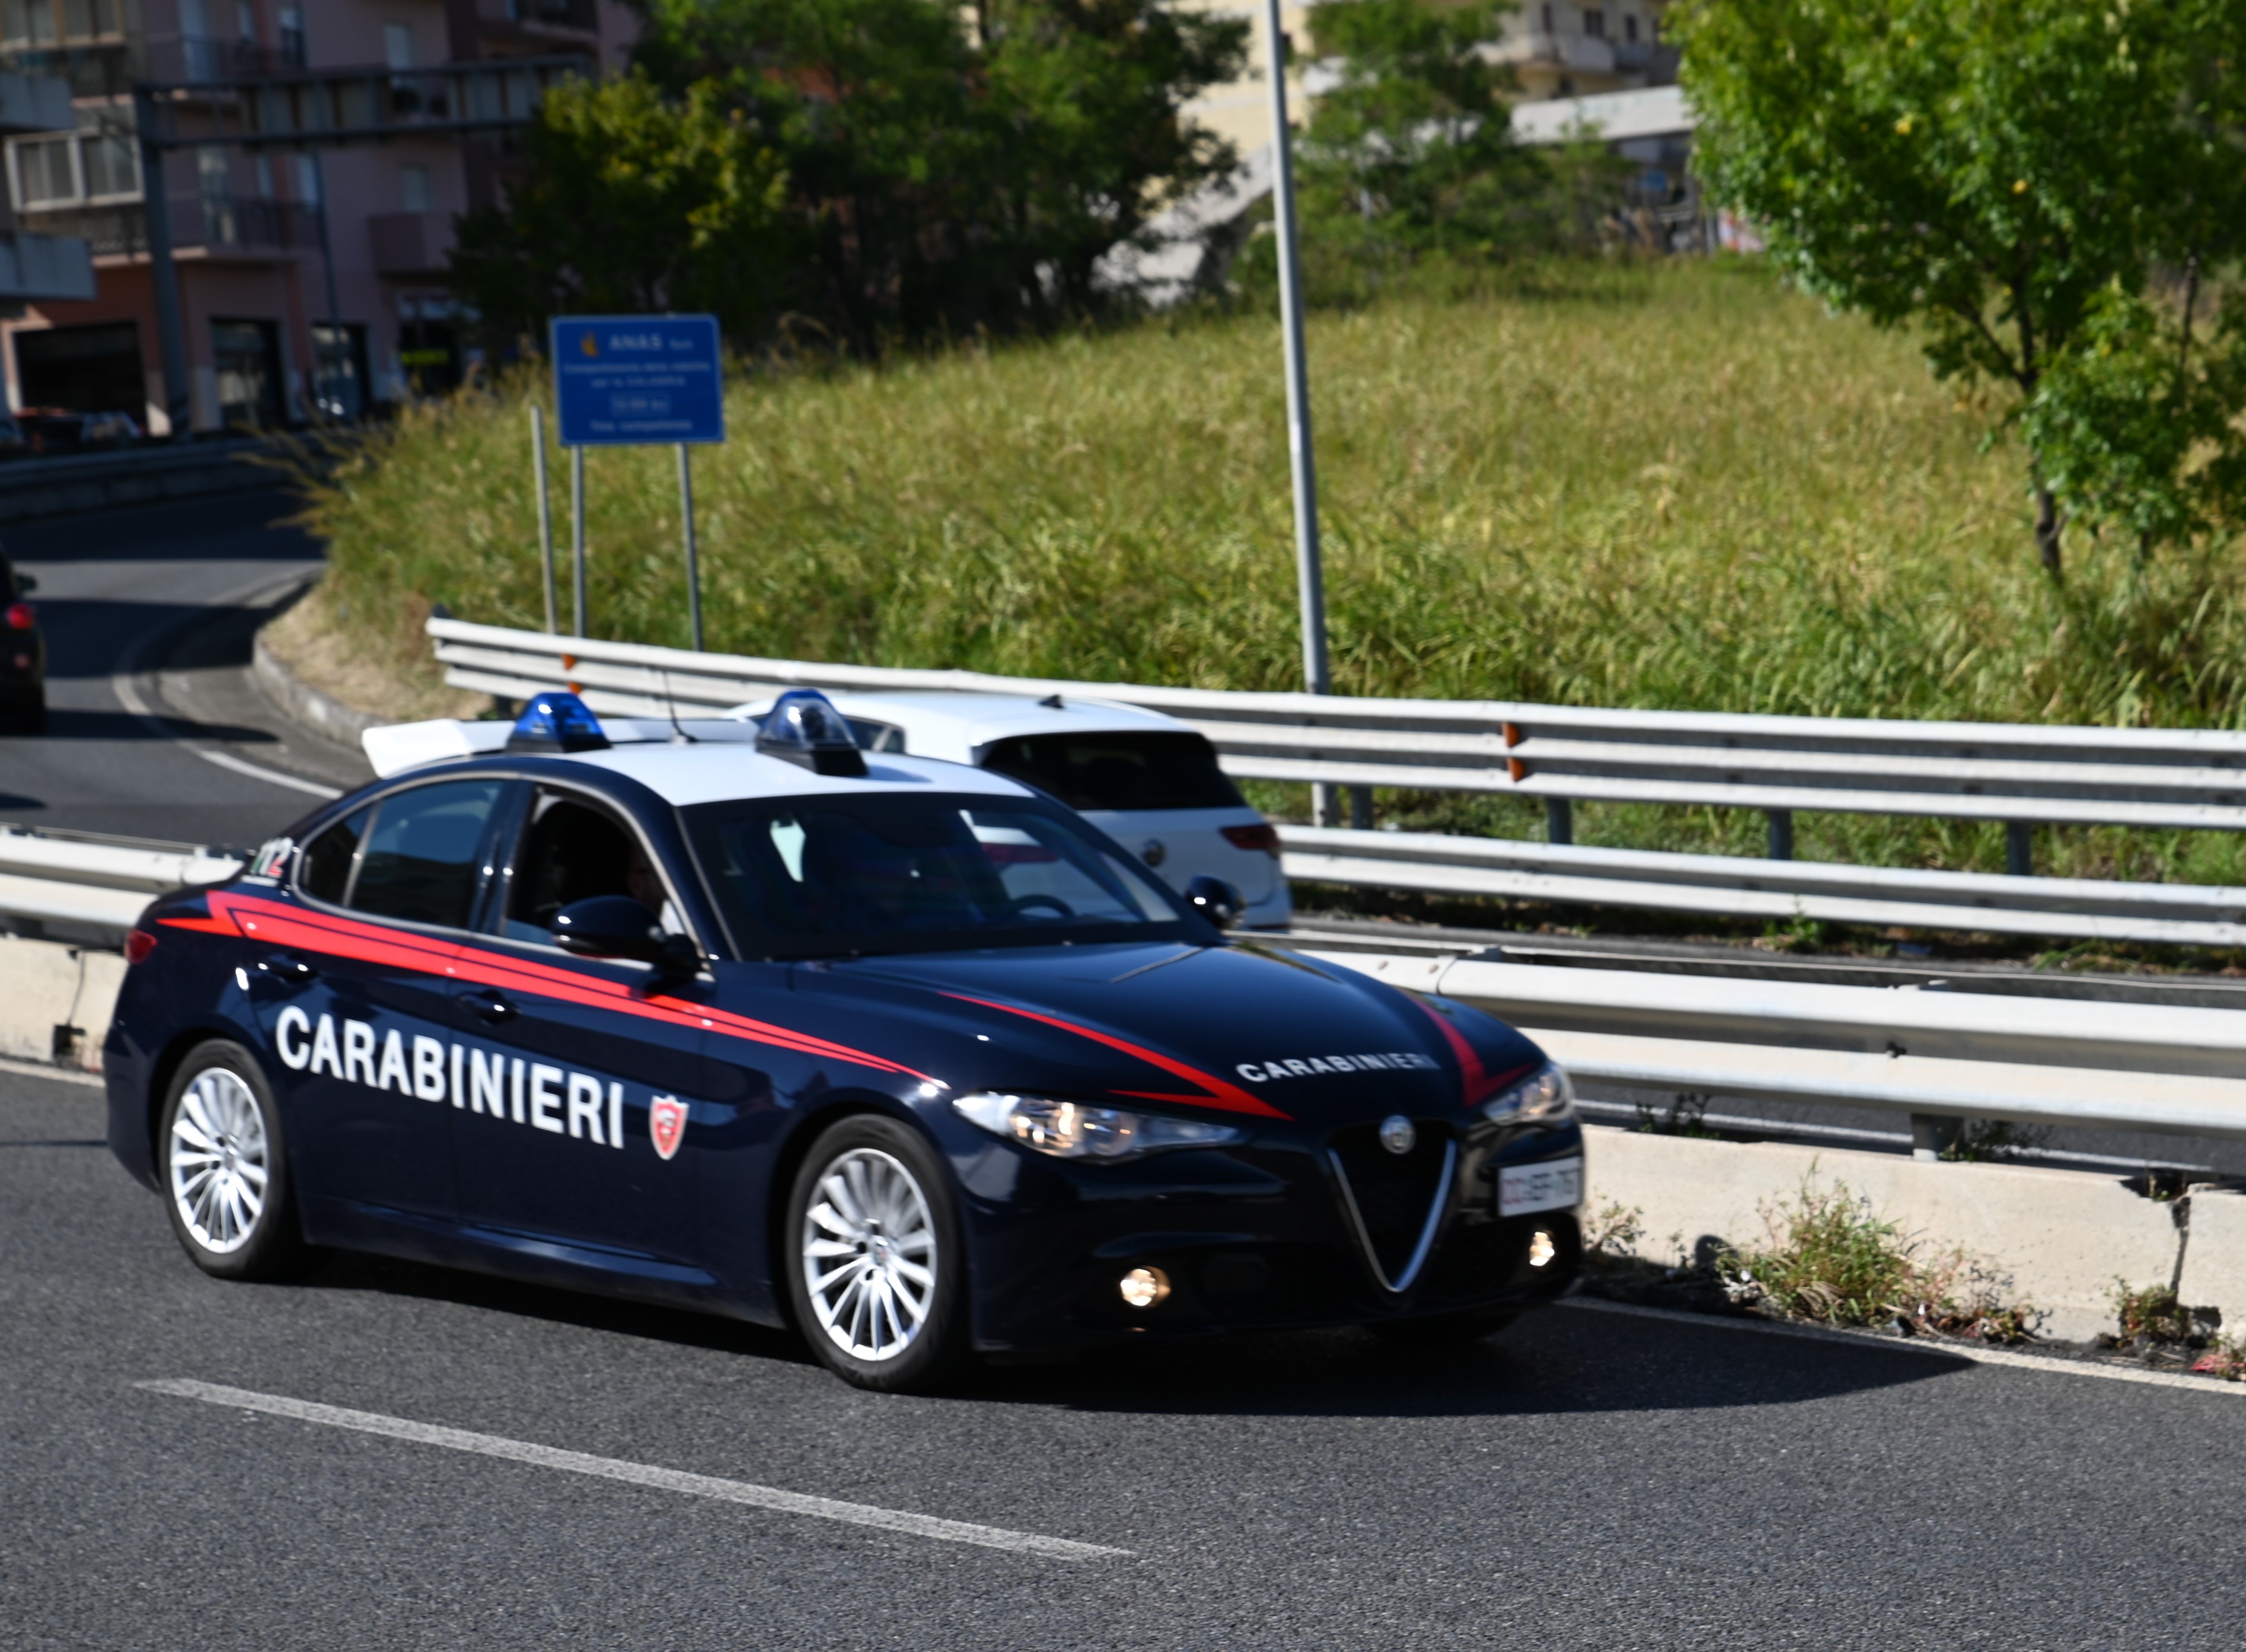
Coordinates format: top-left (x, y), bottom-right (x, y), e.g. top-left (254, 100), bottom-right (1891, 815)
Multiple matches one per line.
top-left (299, 255), bottom-right (2246, 886)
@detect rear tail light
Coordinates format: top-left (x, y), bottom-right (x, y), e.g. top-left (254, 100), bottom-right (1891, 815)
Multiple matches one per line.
top-left (4, 602), bottom-right (33, 630)
top-left (124, 929), bottom-right (159, 965)
top-left (1221, 823), bottom-right (1281, 857)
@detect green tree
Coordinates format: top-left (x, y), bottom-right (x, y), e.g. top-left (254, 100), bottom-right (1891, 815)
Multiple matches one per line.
top-left (448, 74), bottom-right (791, 345)
top-left (633, 0), bottom-right (1248, 348)
top-left (1675, 0), bottom-right (2246, 575)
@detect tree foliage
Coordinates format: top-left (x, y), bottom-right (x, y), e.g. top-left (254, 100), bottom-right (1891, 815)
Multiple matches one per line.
top-left (457, 0), bottom-right (1246, 353)
top-left (1674, 0), bottom-right (2246, 573)
top-left (448, 74), bottom-right (790, 343)
top-left (1266, 0), bottom-right (1629, 299)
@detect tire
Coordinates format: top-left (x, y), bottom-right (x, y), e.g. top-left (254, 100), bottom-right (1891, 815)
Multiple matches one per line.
top-left (1366, 1307), bottom-right (1518, 1347)
top-left (784, 1113), bottom-right (968, 1393)
top-left (157, 1039), bottom-right (308, 1282)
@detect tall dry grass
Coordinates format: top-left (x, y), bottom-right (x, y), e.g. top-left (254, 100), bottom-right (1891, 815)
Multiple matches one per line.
top-left (298, 259), bottom-right (2246, 884)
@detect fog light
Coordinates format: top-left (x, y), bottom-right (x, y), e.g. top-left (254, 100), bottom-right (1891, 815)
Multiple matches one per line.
top-left (1119, 1266), bottom-right (1170, 1309)
top-left (1527, 1229), bottom-right (1556, 1268)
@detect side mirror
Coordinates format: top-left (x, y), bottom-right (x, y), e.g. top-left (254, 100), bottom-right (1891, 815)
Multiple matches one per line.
top-left (551, 895), bottom-right (701, 977)
top-left (1183, 875), bottom-right (1246, 929)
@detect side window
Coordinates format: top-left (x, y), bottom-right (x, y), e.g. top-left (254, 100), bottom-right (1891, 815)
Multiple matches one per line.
top-left (503, 791), bottom-right (683, 943)
top-left (347, 780), bottom-right (504, 929)
top-left (297, 805), bottom-right (368, 905)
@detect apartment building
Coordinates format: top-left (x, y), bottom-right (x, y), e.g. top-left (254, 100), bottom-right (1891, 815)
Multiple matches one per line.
top-left (0, 0), bottom-right (634, 435)
top-left (1177, 0), bottom-right (1676, 161)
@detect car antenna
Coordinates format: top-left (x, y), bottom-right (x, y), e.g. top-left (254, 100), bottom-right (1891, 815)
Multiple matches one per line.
top-left (1039, 693), bottom-right (1063, 709)
top-left (659, 668), bottom-right (697, 743)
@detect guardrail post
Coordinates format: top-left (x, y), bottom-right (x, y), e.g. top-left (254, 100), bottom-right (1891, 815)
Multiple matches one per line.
top-left (1546, 797), bottom-right (1573, 846)
top-left (2005, 821), bottom-right (2034, 876)
top-left (1348, 786), bottom-right (1373, 830)
top-left (1766, 808), bottom-right (1794, 861)
top-left (1910, 1114), bottom-right (1964, 1161)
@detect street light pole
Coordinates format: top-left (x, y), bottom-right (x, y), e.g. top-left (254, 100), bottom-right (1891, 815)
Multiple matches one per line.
top-left (1259, 0), bottom-right (1339, 826)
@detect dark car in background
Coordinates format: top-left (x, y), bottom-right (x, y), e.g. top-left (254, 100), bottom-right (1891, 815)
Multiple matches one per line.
top-left (0, 547), bottom-right (43, 731)
top-left (18, 408), bottom-right (142, 455)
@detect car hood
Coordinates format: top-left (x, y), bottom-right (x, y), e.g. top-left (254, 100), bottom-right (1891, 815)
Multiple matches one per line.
top-left (766, 940), bottom-right (1546, 1129)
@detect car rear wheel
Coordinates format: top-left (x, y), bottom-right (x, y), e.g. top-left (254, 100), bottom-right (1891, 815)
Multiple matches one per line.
top-left (1366, 1307), bottom-right (1517, 1347)
top-left (158, 1040), bottom-right (308, 1281)
top-left (785, 1114), bottom-right (967, 1392)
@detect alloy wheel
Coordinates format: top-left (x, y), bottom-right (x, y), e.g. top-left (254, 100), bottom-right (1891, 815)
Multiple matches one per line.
top-left (799, 1147), bottom-right (938, 1363)
top-left (167, 1067), bottom-right (270, 1255)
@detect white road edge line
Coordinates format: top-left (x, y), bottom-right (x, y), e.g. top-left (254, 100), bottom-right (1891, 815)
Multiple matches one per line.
top-left (137, 1378), bottom-right (1132, 1558)
top-left (1560, 1295), bottom-right (2246, 1397)
top-left (189, 745), bottom-right (343, 799)
top-left (0, 1054), bottom-right (101, 1089)
top-left (108, 569), bottom-right (344, 802)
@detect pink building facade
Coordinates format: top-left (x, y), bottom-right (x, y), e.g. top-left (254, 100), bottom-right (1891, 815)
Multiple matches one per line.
top-left (0, 0), bottom-right (636, 433)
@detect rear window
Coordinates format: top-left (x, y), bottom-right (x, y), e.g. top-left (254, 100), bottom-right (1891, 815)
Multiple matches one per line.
top-left (979, 732), bottom-right (1244, 812)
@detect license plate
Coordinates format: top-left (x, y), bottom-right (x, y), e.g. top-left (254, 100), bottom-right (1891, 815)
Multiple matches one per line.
top-left (1498, 1157), bottom-right (1582, 1217)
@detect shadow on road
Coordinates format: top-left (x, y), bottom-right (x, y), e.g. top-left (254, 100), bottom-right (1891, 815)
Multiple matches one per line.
top-left (304, 1248), bottom-right (1958, 1417)
top-left (2, 489), bottom-right (316, 565)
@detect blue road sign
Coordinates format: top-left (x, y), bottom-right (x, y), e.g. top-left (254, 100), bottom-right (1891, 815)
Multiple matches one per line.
top-left (551, 315), bottom-right (725, 447)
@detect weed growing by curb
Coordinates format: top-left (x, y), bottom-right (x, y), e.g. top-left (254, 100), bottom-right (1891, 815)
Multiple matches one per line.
top-left (1717, 1177), bottom-right (2038, 1342)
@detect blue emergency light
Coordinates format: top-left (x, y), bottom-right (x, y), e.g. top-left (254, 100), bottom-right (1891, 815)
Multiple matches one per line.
top-left (506, 690), bottom-right (612, 754)
top-left (757, 690), bottom-right (867, 777)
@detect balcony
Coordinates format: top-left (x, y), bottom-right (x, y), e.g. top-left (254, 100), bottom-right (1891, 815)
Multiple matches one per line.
top-left (367, 210), bottom-right (455, 278)
top-left (480, 0), bottom-right (599, 40)
top-left (23, 192), bottom-right (320, 259)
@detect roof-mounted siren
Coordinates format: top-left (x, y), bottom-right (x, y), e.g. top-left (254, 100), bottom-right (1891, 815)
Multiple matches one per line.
top-left (506, 691), bottom-right (611, 754)
top-left (758, 690), bottom-right (867, 777)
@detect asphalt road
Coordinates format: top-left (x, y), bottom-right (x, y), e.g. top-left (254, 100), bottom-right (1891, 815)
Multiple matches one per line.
top-left (0, 488), bottom-right (367, 853)
top-left (7, 1065), bottom-right (2245, 1651)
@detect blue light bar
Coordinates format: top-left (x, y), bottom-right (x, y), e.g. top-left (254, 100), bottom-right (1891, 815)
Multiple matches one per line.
top-left (505, 690), bottom-right (611, 754)
top-left (757, 689), bottom-right (867, 777)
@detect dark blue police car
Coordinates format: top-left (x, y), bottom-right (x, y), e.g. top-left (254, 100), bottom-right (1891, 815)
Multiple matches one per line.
top-left (106, 691), bottom-right (1583, 1391)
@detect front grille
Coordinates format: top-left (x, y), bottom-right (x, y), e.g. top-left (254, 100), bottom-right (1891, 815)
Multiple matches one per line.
top-left (1328, 1121), bottom-right (1453, 1290)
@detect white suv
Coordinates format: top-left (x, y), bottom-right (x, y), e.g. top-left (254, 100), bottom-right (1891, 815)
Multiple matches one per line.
top-left (726, 691), bottom-right (1291, 929)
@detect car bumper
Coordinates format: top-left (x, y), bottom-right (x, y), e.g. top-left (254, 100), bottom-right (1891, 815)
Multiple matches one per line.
top-left (950, 1116), bottom-right (1584, 1351)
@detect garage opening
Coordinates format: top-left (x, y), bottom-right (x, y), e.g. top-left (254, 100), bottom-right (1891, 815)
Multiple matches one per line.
top-left (12, 321), bottom-right (145, 415)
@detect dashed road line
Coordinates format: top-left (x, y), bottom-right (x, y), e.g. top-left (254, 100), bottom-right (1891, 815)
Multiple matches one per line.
top-left (138, 1378), bottom-right (1132, 1558)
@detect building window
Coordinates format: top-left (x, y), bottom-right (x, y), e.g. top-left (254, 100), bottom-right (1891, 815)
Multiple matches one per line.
top-left (12, 138), bottom-right (74, 206)
top-left (7, 102), bottom-right (139, 209)
top-left (1623, 12), bottom-right (1638, 41)
top-left (400, 163), bottom-right (432, 212)
top-left (235, 0), bottom-right (254, 39)
top-left (383, 21), bottom-right (413, 69)
top-left (295, 153), bottom-right (320, 205)
top-left (1584, 8), bottom-right (1604, 38)
top-left (1539, 4), bottom-right (1553, 30)
top-left (210, 318), bottom-right (282, 429)
top-left (1, 0), bottom-right (125, 43)
top-left (277, 2), bottom-right (302, 64)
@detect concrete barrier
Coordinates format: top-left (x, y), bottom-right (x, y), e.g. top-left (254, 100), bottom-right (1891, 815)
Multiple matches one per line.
top-left (0, 439), bottom-right (289, 522)
top-left (0, 935), bottom-right (125, 1071)
top-left (1584, 1125), bottom-right (2186, 1342)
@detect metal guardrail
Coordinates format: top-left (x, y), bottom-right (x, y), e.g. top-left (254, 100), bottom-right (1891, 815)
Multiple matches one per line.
top-left (0, 827), bottom-right (240, 937)
top-left (426, 617), bottom-right (2246, 941)
top-left (1317, 951), bottom-right (2246, 1144)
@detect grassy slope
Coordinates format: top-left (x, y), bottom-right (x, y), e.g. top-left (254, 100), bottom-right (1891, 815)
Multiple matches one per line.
top-left (298, 260), bottom-right (2246, 886)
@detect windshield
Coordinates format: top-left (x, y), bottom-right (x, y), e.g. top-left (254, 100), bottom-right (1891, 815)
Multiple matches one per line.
top-left (682, 792), bottom-right (1201, 959)
top-left (978, 731), bottom-right (1245, 812)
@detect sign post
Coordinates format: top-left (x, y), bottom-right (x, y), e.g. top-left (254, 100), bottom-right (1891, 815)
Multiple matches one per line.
top-left (529, 404), bottom-right (556, 634)
top-left (550, 314), bottom-right (726, 646)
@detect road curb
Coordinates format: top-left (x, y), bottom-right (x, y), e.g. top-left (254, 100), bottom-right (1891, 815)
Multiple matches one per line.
top-left (250, 594), bottom-right (388, 747)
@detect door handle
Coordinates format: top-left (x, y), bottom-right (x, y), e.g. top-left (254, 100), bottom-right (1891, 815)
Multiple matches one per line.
top-left (455, 989), bottom-right (517, 1025)
top-left (257, 952), bottom-right (316, 983)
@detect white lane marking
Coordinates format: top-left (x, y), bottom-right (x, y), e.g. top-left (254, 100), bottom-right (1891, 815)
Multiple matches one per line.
top-left (138, 1379), bottom-right (1132, 1558)
top-left (0, 1055), bottom-right (102, 1089)
top-left (107, 568), bottom-right (348, 800)
top-left (1560, 1295), bottom-right (2246, 1397)
top-left (190, 745), bottom-right (343, 799)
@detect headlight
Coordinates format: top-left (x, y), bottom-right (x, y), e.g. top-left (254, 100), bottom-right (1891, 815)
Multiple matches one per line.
top-left (1482, 1061), bottom-right (1573, 1126)
top-left (951, 1093), bottom-right (1244, 1161)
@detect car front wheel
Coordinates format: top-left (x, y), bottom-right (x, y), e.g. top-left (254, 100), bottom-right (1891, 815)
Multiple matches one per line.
top-left (784, 1114), bottom-right (967, 1392)
top-left (158, 1040), bottom-right (307, 1281)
